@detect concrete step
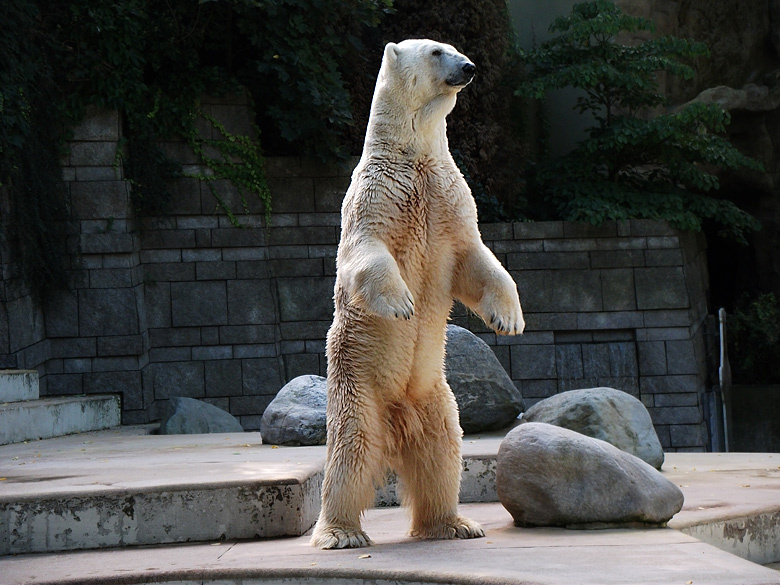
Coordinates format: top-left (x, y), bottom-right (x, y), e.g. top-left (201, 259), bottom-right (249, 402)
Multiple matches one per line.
top-left (0, 394), bottom-right (121, 446)
top-left (0, 370), bottom-right (39, 403)
top-left (1, 428), bottom-right (779, 568)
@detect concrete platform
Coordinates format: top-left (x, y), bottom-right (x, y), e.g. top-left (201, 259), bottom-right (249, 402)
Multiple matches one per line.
top-left (0, 394), bottom-right (121, 445)
top-left (1, 427), bottom-right (779, 585)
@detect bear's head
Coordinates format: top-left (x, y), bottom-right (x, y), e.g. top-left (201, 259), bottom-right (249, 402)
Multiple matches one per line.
top-left (375, 39), bottom-right (475, 115)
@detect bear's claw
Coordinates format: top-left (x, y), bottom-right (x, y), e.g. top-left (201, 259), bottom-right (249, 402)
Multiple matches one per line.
top-left (411, 516), bottom-right (485, 540)
top-left (311, 526), bottom-right (373, 549)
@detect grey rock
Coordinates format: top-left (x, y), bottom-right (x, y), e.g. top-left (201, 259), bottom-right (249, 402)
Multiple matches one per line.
top-left (260, 374), bottom-right (327, 445)
top-left (496, 422), bottom-right (684, 528)
top-left (523, 387), bottom-right (664, 469)
top-left (445, 325), bottom-right (525, 433)
top-left (160, 396), bottom-right (244, 434)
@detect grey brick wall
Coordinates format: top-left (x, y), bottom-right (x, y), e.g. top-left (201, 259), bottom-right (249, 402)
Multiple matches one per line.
top-left (0, 102), bottom-right (716, 450)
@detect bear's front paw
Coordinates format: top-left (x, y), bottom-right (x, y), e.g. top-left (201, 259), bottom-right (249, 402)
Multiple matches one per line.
top-left (311, 525), bottom-right (373, 549)
top-left (366, 287), bottom-right (415, 320)
top-left (480, 293), bottom-right (525, 336)
top-left (411, 516), bottom-right (485, 540)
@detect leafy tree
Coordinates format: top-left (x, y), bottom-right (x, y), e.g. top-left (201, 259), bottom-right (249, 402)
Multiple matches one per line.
top-left (517, 0), bottom-right (762, 243)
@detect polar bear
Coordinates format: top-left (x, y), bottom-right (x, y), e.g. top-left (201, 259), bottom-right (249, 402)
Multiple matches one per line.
top-left (310, 39), bottom-right (525, 549)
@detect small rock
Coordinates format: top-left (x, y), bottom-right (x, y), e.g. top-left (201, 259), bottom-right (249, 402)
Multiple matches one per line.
top-left (496, 422), bottom-right (684, 528)
top-left (160, 396), bottom-right (244, 435)
top-left (260, 375), bottom-right (327, 445)
top-left (445, 325), bottom-right (525, 433)
top-left (522, 387), bottom-right (664, 469)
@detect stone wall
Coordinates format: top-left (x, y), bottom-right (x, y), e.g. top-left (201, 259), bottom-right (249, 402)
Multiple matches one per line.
top-left (0, 104), bottom-right (717, 450)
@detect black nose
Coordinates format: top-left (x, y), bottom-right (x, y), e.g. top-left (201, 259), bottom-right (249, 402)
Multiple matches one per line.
top-left (462, 63), bottom-right (476, 76)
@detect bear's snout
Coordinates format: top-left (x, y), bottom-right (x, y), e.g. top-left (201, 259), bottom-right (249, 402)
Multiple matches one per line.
top-left (446, 61), bottom-right (476, 87)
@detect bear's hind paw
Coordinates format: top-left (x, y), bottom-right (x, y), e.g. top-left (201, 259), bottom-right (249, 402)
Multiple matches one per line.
top-left (411, 516), bottom-right (485, 541)
top-left (311, 526), bottom-right (373, 549)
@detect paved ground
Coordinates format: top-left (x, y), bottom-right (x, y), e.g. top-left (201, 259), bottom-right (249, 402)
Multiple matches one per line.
top-left (1, 427), bottom-right (779, 585)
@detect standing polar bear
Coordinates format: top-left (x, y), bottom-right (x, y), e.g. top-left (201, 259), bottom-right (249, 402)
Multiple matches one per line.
top-left (311, 39), bottom-right (524, 549)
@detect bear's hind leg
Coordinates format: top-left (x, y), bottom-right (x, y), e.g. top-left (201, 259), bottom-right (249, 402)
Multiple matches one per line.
top-left (394, 385), bottom-right (484, 541)
top-left (311, 394), bottom-right (384, 549)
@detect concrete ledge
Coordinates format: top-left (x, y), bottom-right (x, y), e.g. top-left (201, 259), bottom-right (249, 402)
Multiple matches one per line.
top-left (0, 370), bottom-right (39, 403)
top-left (0, 394), bottom-right (120, 445)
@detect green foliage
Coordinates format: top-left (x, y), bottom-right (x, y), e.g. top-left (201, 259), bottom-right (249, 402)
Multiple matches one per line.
top-left (728, 293), bottom-right (780, 384)
top-left (517, 0), bottom-right (762, 243)
top-left (1, 0), bottom-right (391, 299)
top-left (1, 1), bottom-right (69, 299)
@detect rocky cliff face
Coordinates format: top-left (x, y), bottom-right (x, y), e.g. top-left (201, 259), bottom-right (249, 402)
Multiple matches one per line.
top-left (619, 0), bottom-right (780, 304)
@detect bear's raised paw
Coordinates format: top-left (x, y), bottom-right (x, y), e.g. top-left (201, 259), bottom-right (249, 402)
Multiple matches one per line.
top-left (310, 526), bottom-right (373, 549)
top-left (411, 516), bottom-right (485, 540)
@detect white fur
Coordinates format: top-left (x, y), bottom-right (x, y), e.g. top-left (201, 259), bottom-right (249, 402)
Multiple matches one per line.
top-left (311, 39), bottom-right (524, 550)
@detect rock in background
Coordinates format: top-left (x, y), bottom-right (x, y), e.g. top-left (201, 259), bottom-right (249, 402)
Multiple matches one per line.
top-left (445, 325), bottom-right (525, 433)
top-left (496, 422), bottom-right (684, 528)
top-left (522, 387), bottom-right (664, 469)
top-left (260, 375), bottom-right (327, 445)
top-left (160, 396), bottom-right (244, 435)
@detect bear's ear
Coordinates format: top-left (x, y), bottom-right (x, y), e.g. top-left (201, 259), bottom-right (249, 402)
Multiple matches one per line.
top-left (384, 42), bottom-right (400, 65)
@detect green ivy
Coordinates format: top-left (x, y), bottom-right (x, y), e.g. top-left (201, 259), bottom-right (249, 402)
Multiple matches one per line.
top-left (728, 293), bottom-right (780, 383)
top-left (517, 0), bottom-right (762, 244)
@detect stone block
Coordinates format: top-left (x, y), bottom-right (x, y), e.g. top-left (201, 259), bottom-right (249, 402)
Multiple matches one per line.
top-left (595, 237), bottom-right (647, 251)
top-left (192, 346), bottom-right (233, 360)
top-left (635, 267), bottom-right (689, 310)
top-left (71, 182), bottom-right (131, 219)
top-left (507, 252), bottom-right (589, 270)
top-left (279, 320), bottom-right (330, 340)
top-left (628, 219), bottom-right (676, 237)
top-left (491, 240), bottom-right (544, 254)
top-left (638, 327), bottom-right (690, 341)
top-left (44, 291), bottom-right (79, 338)
top-left (149, 361), bottom-right (205, 400)
top-left (242, 358), bottom-right (283, 395)
top-left (229, 394), bottom-right (275, 416)
top-left (75, 166), bottom-right (122, 181)
top-left (69, 141), bottom-right (117, 166)
top-left (669, 424), bottom-right (705, 448)
top-left (45, 373), bottom-right (84, 395)
top-left (308, 244), bottom-right (339, 259)
top-left (645, 249), bottom-right (683, 266)
top-left (236, 260), bottom-right (271, 279)
top-left (543, 238), bottom-right (598, 252)
top-left (222, 248), bottom-right (267, 261)
top-left (270, 258), bottom-right (322, 277)
top-left (511, 344), bottom-right (557, 380)
top-left (143, 283), bottom-right (171, 328)
top-left (80, 233), bottom-right (135, 255)
top-left (211, 228), bottom-right (265, 248)
top-left (177, 216), bottom-right (219, 230)
top-left (79, 288), bottom-right (139, 336)
top-left (227, 279), bottom-right (277, 325)
top-left (205, 359), bottom-right (243, 397)
top-left (518, 270), bottom-right (602, 313)
top-left (581, 344), bottom-right (612, 377)
top-left (196, 261), bottom-right (236, 281)
top-left (171, 281), bottom-right (228, 327)
top-left (555, 344), bottom-right (584, 379)
top-left (590, 249), bottom-right (645, 268)
top-left (577, 311), bottom-right (643, 330)
top-left (201, 327), bottom-right (220, 345)
top-left (514, 221), bottom-right (564, 239)
top-left (233, 344), bottom-right (278, 359)
top-left (219, 325), bottom-right (276, 345)
top-left (648, 406), bottom-right (703, 425)
top-left (638, 341), bottom-right (667, 376)
top-left (563, 221), bottom-right (618, 238)
top-left (141, 229), bottom-right (196, 249)
top-left (267, 177), bottom-right (315, 212)
top-left (89, 268), bottom-right (133, 289)
top-left (665, 339), bottom-right (698, 375)
top-left (653, 393), bottom-right (699, 407)
top-left (640, 374), bottom-right (700, 394)
top-left (479, 222), bottom-right (513, 240)
top-left (71, 107), bottom-right (120, 141)
top-left (97, 335), bottom-right (144, 356)
top-left (49, 338), bottom-right (96, 359)
top-left (608, 342), bottom-right (639, 377)
top-left (0, 370), bottom-right (39, 402)
top-left (183, 249), bottom-right (221, 263)
top-left (143, 262), bottom-right (196, 283)
top-left (283, 353), bottom-right (321, 382)
top-left (276, 277), bottom-right (335, 322)
top-left (523, 312), bottom-right (578, 331)
top-left (643, 310), bottom-right (690, 328)
top-left (315, 176), bottom-right (350, 212)
top-left (647, 236), bottom-right (680, 249)
top-left (84, 371), bottom-right (143, 409)
top-left (600, 269), bottom-right (637, 311)
top-left (149, 347), bottom-right (191, 362)
top-left (167, 179), bottom-right (203, 215)
top-left (91, 356), bottom-right (139, 372)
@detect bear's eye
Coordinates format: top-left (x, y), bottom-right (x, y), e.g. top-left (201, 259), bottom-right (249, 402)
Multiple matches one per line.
top-left (431, 49), bottom-right (442, 57)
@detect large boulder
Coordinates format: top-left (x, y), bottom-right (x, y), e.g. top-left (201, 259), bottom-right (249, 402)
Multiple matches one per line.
top-left (260, 375), bottom-right (327, 446)
top-left (522, 387), bottom-right (664, 469)
top-left (445, 324), bottom-right (525, 433)
top-left (496, 422), bottom-right (684, 528)
top-left (160, 396), bottom-right (244, 435)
